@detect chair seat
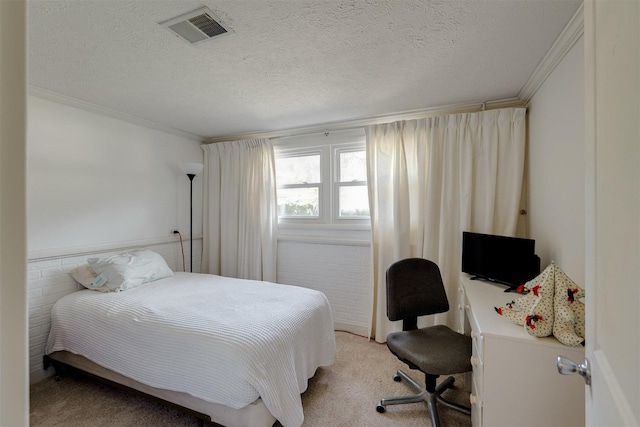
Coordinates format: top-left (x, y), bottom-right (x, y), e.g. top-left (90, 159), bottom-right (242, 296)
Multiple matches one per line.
top-left (386, 325), bottom-right (472, 375)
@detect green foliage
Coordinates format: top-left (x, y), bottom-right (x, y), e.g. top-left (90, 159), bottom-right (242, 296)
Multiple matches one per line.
top-left (281, 201), bottom-right (319, 217)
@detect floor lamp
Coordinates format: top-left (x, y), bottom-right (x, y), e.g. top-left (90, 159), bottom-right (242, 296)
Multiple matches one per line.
top-left (180, 162), bottom-right (204, 272)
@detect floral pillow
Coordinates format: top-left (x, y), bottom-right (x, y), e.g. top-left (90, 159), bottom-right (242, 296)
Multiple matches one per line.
top-left (495, 262), bottom-right (554, 337)
top-left (520, 262), bottom-right (555, 337)
top-left (494, 292), bottom-right (534, 325)
top-left (553, 267), bottom-right (585, 346)
top-left (495, 261), bottom-right (586, 346)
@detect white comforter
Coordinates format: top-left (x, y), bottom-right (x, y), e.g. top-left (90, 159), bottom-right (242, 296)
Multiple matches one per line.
top-left (46, 272), bottom-right (336, 427)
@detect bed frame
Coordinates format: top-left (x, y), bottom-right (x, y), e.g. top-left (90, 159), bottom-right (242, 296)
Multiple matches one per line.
top-left (43, 351), bottom-right (277, 427)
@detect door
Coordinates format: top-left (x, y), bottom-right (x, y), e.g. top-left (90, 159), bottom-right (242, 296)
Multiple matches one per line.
top-left (584, 0), bottom-right (639, 425)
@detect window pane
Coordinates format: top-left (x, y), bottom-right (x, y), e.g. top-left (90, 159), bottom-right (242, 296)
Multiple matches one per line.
top-left (339, 151), bottom-right (367, 182)
top-left (276, 154), bottom-right (320, 185)
top-left (277, 187), bottom-right (319, 217)
top-left (339, 185), bottom-right (369, 218)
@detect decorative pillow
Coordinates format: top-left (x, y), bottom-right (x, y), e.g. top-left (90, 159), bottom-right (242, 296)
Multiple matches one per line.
top-left (69, 264), bottom-right (110, 292)
top-left (494, 299), bottom-right (526, 324)
top-left (572, 295), bottom-right (586, 339)
top-left (87, 249), bottom-right (174, 292)
top-left (495, 262), bottom-right (555, 337)
top-left (553, 266), bottom-right (585, 346)
top-left (495, 261), bottom-right (587, 346)
top-left (494, 290), bottom-right (537, 326)
top-left (524, 262), bottom-right (555, 337)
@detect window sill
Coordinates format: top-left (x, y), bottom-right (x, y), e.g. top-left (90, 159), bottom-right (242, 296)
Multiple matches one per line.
top-left (277, 222), bottom-right (371, 231)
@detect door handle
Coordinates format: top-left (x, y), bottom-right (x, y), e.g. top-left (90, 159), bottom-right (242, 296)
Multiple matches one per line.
top-left (556, 355), bottom-right (591, 386)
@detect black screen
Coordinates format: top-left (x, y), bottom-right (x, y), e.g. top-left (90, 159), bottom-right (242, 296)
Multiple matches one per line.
top-left (462, 231), bottom-right (540, 287)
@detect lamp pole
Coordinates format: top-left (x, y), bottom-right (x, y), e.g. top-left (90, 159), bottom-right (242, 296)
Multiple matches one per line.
top-left (187, 173), bottom-right (195, 272)
top-left (180, 162), bottom-right (203, 273)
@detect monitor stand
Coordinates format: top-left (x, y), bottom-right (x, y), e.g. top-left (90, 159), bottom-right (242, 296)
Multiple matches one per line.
top-left (469, 275), bottom-right (520, 293)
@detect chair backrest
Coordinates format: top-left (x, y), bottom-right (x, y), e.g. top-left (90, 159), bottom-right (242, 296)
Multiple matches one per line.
top-left (386, 258), bottom-right (450, 329)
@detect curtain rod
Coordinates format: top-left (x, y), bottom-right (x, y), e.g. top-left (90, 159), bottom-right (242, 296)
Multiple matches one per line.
top-left (203, 97), bottom-right (525, 144)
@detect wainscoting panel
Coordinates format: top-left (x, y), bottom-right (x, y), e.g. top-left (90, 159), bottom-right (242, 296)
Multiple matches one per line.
top-left (28, 238), bottom-right (202, 384)
top-left (277, 240), bottom-right (372, 337)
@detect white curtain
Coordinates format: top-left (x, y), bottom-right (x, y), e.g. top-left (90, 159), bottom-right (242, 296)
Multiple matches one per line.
top-left (201, 139), bottom-right (277, 282)
top-left (366, 108), bottom-right (526, 341)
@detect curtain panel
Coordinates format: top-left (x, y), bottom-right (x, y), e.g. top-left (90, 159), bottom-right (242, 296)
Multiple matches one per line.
top-left (201, 139), bottom-right (277, 282)
top-left (366, 107), bottom-right (526, 341)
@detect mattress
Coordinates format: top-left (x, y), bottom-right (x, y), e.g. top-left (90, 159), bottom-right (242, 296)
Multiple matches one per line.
top-left (46, 272), bottom-right (336, 427)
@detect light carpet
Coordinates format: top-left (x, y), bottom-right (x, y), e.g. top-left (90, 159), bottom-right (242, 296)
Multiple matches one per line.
top-left (30, 331), bottom-right (472, 427)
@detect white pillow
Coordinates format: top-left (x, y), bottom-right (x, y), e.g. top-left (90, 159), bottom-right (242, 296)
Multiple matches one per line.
top-left (69, 264), bottom-right (110, 292)
top-left (87, 249), bottom-right (174, 292)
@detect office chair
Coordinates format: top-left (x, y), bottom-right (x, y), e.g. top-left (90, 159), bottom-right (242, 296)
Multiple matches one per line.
top-left (376, 258), bottom-right (472, 427)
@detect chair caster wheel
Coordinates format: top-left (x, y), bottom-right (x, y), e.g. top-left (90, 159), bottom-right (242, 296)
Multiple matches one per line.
top-left (376, 404), bottom-right (386, 413)
top-left (393, 374), bottom-right (402, 382)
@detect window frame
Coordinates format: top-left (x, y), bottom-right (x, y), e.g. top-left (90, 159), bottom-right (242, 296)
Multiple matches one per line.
top-left (274, 135), bottom-right (369, 227)
top-left (275, 147), bottom-right (325, 221)
top-left (333, 143), bottom-right (369, 222)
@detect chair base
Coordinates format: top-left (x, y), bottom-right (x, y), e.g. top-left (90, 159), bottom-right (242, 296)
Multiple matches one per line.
top-left (376, 369), bottom-right (470, 427)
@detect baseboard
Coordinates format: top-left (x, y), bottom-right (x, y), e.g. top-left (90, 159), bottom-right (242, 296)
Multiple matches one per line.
top-left (30, 365), bottom-right (54, 385)
top-left (334, 321), bottom-right (369, 338)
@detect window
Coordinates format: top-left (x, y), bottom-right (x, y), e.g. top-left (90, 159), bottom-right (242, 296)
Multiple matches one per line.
top-left (275, 136), bottom-right (369, 226)
top-left (275, 150), bottom-right (322, 218)
top-left (335, 147), bottom-right (369, 219)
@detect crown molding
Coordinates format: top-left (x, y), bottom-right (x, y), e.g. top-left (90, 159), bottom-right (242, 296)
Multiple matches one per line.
top-left (28, 85), bottom-right (205, 142)
top-left (518, 3), bottom-right (584, 103)
top-left (203, 97), bottom-right (526, 143)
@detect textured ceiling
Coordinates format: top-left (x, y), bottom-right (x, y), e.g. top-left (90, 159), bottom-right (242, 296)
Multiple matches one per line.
top-left (28, 0), bottom-right (582, 139)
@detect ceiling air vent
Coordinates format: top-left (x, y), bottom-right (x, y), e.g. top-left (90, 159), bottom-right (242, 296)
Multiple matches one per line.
top-left (160, 7), bottom-right (232, 45)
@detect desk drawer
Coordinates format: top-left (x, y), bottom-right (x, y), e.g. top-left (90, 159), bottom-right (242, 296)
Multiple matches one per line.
top-left (457, 286), bottom-right (466, 334)
top-left (465, 300), bottom-right (484, 362)
top-left (470, 331), bottom-right (483, 398)
top-left (470, 375), bottom-right (483, 427)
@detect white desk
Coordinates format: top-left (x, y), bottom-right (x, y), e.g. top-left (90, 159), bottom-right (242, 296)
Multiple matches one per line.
top-left (458, 274), bottom-right (585, 427)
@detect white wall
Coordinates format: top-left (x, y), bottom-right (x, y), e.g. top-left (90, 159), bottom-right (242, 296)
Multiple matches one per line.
top-left (27, 95), bottom-right (204, 253)
top-left (27, 96), bottom-right (206, 383)
top-left (527, 36), bottom-right (585, 284)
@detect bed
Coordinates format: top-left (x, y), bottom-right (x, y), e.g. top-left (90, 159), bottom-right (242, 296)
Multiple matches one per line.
top-left (44, 257), bottom-right (336, 427)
